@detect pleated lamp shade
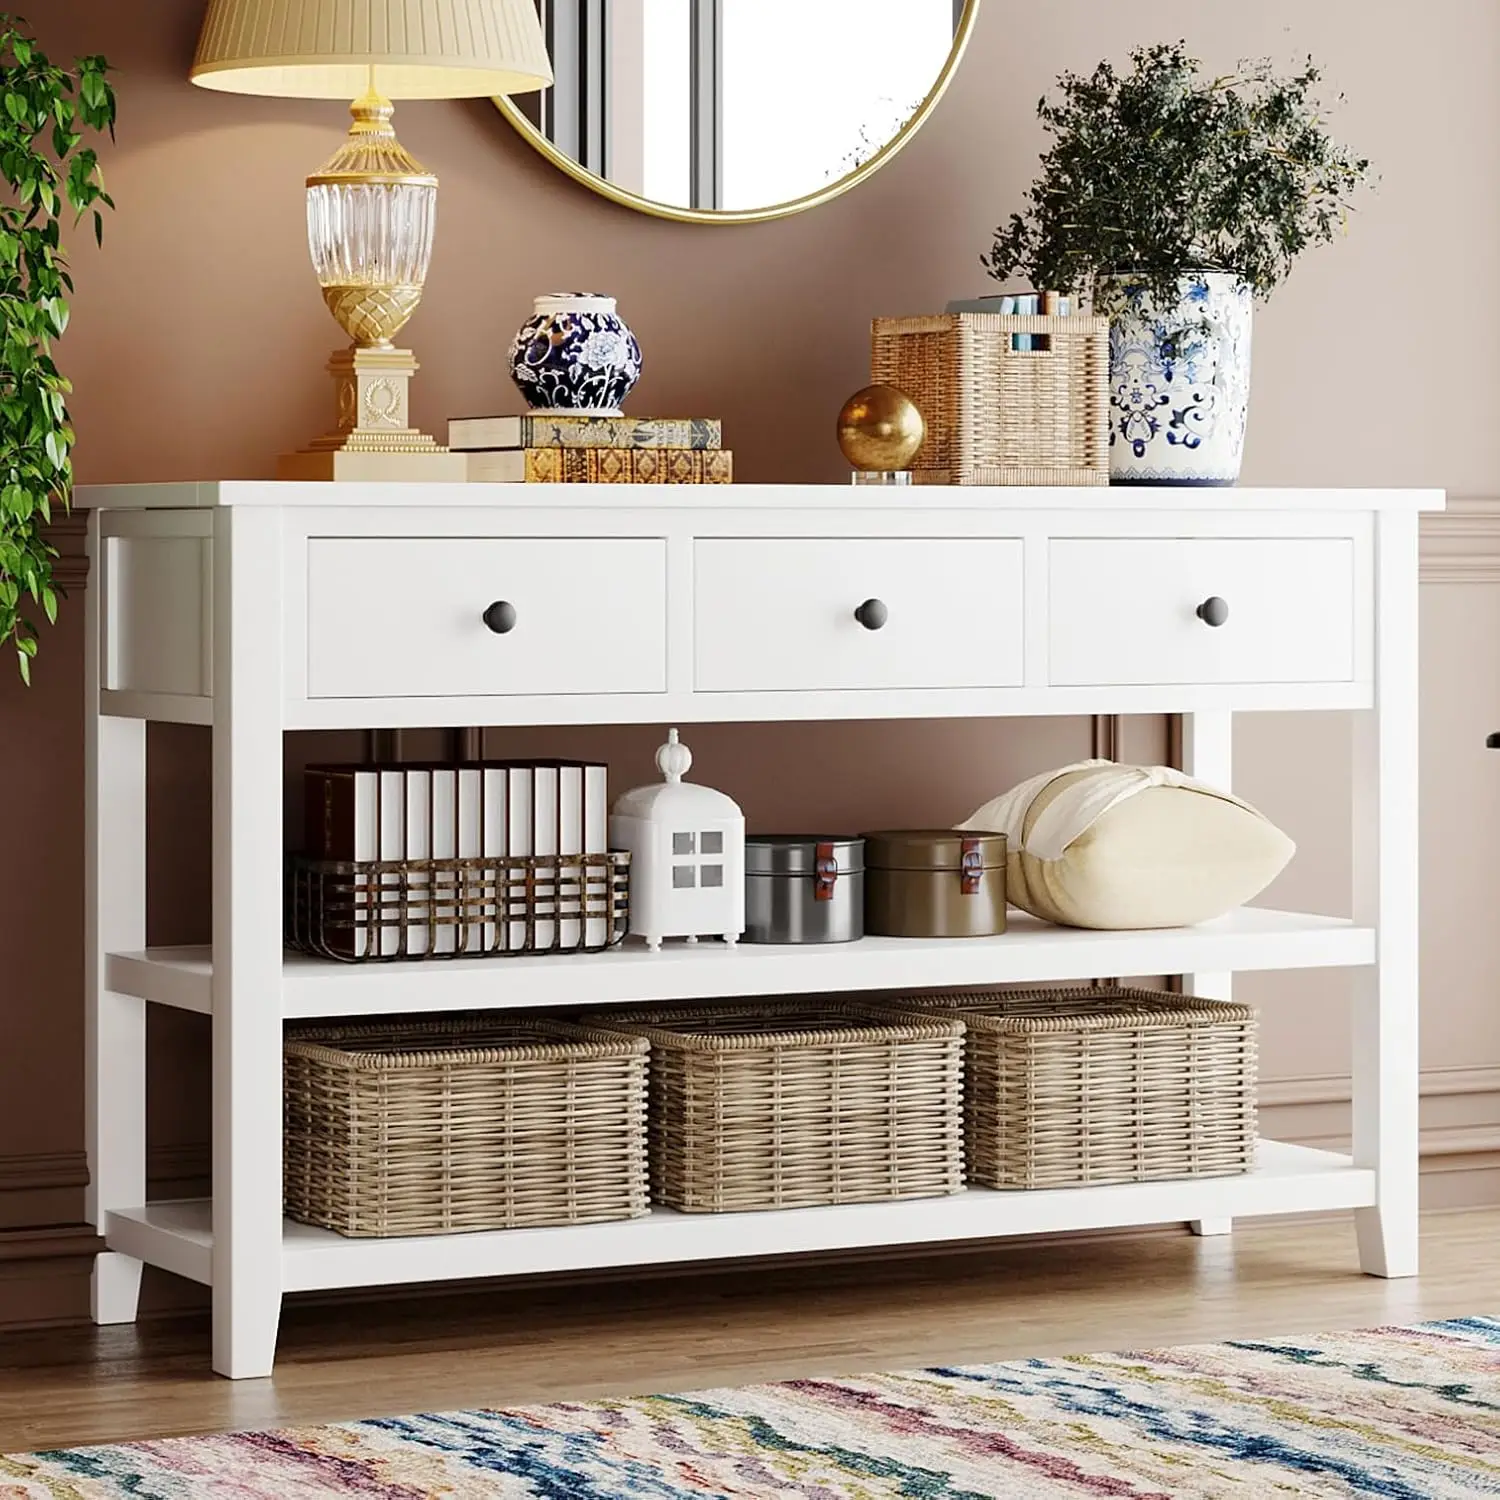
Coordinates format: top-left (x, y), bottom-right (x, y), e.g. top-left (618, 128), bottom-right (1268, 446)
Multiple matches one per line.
top-left (191, 0), bottom-right (553, 99)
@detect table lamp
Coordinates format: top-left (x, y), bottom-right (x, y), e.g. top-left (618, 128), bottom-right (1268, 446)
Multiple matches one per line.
top-left (191, 1), bottom-right (552, 481)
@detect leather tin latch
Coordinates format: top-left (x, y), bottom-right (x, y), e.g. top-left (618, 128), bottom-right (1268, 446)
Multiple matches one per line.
top-left (959, 837), bottom-right (983, 896)
top-left (814, 841), bottom-right (839, 902)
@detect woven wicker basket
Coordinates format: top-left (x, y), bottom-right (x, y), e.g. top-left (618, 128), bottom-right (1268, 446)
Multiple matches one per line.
top-left (586, 1001), bottom-right (966, 1213)
top-left (283, 1017), bottom-right (650, 1237)
top-left (871, 313), bottom-right (1109, 485)
top-left (910, 986), bottom-right (1257, 1189)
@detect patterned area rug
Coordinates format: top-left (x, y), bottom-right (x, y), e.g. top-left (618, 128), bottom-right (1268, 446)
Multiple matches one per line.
top-left (4, 1317), bottom-right (1498, 1498)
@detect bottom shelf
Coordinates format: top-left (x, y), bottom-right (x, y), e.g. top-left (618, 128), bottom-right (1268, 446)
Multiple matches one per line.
top-left (106, 1142), bottom-right (1375, 1295)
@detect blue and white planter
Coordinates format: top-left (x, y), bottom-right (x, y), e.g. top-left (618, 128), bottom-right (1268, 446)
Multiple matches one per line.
top-left (1095, 271), bottom-right (1252, 486)
top-left (508, 292), bottom-right (642, 415)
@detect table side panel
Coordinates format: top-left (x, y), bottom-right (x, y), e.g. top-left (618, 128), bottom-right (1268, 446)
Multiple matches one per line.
top-left (98, 512), bottom-right (214, 713)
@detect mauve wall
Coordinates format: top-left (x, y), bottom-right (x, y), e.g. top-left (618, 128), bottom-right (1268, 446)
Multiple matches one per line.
top-left (1, 0), bottom-right (1496, 1323)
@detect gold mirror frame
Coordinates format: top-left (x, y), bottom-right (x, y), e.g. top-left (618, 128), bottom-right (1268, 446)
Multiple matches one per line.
top-left (493, 0), bottom-right (980, 225)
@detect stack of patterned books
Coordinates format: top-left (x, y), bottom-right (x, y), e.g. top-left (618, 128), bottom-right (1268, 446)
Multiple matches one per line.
top-left (448, 413), bottom-right (732, 483)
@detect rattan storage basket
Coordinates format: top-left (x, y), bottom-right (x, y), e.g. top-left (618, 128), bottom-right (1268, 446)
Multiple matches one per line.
top-left (585, 1000), bottom-right (966, 1213)
top-left (871, 313), bottom-right (1109, 485)
top-left (283, 1017), bottom-right (650, 1237)
top-left (910, 986), bottom-right (1256, 1189)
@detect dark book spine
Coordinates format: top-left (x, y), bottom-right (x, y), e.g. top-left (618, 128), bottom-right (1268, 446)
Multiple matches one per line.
top-left (303, 770), bottom-right (356, 860)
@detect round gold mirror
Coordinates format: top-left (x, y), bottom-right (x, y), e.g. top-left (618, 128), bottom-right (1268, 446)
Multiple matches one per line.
top-left (494, 1), bottom-right (980, 224)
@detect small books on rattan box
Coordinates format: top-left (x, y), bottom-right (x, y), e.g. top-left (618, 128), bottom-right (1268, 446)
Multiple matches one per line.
top-left (304, 761), bottom-right (608, 958)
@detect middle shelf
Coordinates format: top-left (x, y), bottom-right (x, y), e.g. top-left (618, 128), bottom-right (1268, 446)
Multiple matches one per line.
top-left (106, 905), bottom-right (1373, 1020)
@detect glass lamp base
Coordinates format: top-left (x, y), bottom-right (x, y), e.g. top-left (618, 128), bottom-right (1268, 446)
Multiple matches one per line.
top-left (850, 469), bottom-right (914, 486)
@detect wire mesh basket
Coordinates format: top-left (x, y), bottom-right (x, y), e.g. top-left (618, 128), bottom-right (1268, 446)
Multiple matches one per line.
top-left (287, 851), bottom-right (631, 962)
top-left (293, 760), bottom-right (629, 962)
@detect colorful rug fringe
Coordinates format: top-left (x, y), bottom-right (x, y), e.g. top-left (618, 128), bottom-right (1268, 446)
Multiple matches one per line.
top-left (4, 1316), bottom-right (1499, 1497)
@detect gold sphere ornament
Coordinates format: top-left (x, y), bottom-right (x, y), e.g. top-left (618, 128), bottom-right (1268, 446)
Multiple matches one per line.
top-left (837, 384), bottom-right (926, 472)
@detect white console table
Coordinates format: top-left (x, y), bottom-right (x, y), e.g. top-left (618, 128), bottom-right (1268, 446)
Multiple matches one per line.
top-left (79, 481), bottom-right (1440, 1379)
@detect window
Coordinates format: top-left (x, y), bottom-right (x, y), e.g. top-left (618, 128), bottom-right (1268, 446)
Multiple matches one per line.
top-left (673, 866), bottom-right (697, 889)
top-left (673, 832), bottom-right (696, 855)
top-left (701, 830), bottom-right (724, 854)
top-left (701, 864), bottom-right (724, 887)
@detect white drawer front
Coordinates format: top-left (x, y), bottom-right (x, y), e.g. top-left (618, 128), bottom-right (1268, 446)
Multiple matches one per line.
top-left (1049, 538), bottom-right (1355, 686)
top-left (306, 538), bottom-right (667, 699)
top-left (694, 538), bottom-right (1024, 692)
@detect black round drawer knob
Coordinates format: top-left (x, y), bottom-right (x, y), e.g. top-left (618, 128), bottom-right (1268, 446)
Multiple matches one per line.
top-left (1486, 732), bottom-right (1500, 749)
top-left (1196, 596), bottom-right (1230, 628)
top-left (482, 600), bottom-right (518, 634)
top-left (854, 598), bottom-right (889, 631)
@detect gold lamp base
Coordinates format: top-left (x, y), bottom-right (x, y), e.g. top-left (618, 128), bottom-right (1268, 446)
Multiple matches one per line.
top-left (277, 344), bottom-right (466, 482)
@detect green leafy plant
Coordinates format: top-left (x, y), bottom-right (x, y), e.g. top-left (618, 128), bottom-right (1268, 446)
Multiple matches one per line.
top-left (0, 14), bottom-right (114, 682)
top-left (984, 41), bottom-right (1371, 305)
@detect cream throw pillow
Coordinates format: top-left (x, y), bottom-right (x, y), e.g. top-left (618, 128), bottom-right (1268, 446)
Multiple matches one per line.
top-left (958, 760), bottom-right (1295, 930)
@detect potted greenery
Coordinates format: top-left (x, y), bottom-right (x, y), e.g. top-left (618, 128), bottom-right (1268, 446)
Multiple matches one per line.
top-left (985, 42), bottom-right (1370, 485)
top-left (0, 15), bottom-right (114, 681)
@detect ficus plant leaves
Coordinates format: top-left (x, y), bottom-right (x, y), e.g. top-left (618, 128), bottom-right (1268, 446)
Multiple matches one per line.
top-left (0, 14), bottom-right (114, 681)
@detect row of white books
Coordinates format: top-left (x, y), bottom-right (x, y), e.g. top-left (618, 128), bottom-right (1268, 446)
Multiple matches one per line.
top-left (304, 761), bottom-right (609, 958)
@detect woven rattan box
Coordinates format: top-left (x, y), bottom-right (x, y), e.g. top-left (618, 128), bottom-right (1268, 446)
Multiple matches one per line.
top-left (906, 986), bottom-right (1257, 1190)
top-left (871, 312), bottom-right (1109, 485)
top-left (283, 1017), bottom-right (649, 1237)
top-left (585, 1000), bottom-right (966, 1213)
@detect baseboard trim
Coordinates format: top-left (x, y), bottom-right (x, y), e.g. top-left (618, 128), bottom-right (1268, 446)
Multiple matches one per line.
top-left (1261, 1063), bottom-right (1500, 1110)
top-left (0, 1151), bottom-right (90, 1193)
top-left (1261, 1063), bottom-right (1500, 1177)
top-left (0, 1226), bottom-right (105, 1264)
top-left (148, 1143), bottom-right (210, 1196)
top-left (1413, 1127), bottom-right (1500, 1171)
top-left (1421, 496), bottom-right (1500, 583)
top-left (44, 510), bottom-right (89, 591)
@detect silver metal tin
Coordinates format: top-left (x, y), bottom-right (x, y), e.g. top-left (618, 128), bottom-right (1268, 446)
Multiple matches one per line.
top-left (744, 836), bottom-right (865, 944)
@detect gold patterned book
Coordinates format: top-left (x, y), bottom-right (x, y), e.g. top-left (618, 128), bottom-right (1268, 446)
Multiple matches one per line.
top-left (448, 414), bottom-right (722, 451)
top-left (521, 447), bottom-right (733, 484)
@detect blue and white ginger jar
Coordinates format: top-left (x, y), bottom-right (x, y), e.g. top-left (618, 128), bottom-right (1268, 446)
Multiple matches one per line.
top-left (508, 292), bottom-right (643, 415)
top-left (1095, 271), bottom-right (1252, 486)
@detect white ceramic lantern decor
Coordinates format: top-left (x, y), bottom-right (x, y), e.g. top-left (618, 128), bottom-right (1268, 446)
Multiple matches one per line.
top-left (609, 730), bottom-right (745, 951)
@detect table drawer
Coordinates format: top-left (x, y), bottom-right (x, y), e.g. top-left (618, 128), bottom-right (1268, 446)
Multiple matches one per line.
top-left (306, 537), bottom-right (667, 699)
top-left (694, 538), bottom-right (1024, 692)
top-left (1048, 538), bottom-right (1356, 686)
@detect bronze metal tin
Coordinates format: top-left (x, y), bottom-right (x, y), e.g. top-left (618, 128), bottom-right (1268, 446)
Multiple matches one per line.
top-left (862, 829), bottom-right (1007, 938)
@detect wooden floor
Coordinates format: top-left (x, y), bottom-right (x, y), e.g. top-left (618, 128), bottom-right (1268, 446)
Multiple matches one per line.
top-left (1, 1209), bottom-right (1496, 1453)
